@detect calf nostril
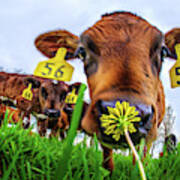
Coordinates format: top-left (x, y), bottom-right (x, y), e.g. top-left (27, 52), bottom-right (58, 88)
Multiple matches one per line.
top-left (44, 109), bottom-right (49, 116)
top-left (96, 100), bottom-right (108, 115)
top-left (55, 110), bottom-right (60, 117)
top-left (138, 106), bottom-right (154, 131)
top-left (44, 109), bottom-right (60, 118)
top-left (143, 113), bottom-right (153, 130)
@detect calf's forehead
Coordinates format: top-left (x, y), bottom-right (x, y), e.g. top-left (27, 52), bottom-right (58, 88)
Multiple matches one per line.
top-left (81, 12), bottom-right (163, 56)
top-left (41, 81), bottom-right (68, 92)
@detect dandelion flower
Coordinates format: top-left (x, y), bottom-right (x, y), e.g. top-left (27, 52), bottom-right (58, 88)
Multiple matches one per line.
top-left (100, 101), bottom-right (141, 141)
top-left (100, 101), bottom-right (147, 180)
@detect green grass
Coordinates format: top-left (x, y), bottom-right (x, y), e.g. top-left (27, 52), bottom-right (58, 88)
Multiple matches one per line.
top-left (0, 84), bottom-right (180, 180)
top-left (0, 118), bottom-right (180, 179)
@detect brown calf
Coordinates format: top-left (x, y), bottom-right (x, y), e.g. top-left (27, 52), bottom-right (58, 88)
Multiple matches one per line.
top-left (34, 11), bottom-right (180, 171)
top-left (0, 72), bottom-right (69, 136)
top-left (38, 82), bottom-right (89, 138)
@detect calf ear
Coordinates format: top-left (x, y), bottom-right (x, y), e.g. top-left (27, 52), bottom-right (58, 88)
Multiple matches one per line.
top-left (34, 30), bottom-right (79, 59)
top-left (68, 82), bottom-right (82, 94)
top-left (23, 77), bottom-right (41, 89)
top-left (165, 28), bottom-right (180, 59)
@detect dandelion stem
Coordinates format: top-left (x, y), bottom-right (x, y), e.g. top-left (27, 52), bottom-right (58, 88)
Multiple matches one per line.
top-left (124, 129), bottom-right (147, 180)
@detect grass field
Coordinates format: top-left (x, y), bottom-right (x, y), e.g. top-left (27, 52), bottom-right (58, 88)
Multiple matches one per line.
top-left (0, 85), bottom-right (180, 180)
top-left (1, 110), bottom-right (180, 180)
top-left (0, 119), bottom-right (180, 180)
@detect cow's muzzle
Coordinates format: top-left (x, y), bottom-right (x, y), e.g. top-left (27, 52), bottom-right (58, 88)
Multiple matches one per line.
top-left (95, 99), bottom-right (154, 148)
top-left (44, 109), bottom-right (61, 118)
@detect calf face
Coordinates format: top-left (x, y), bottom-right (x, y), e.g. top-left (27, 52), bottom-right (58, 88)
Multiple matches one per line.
top-left (25, 77), bottom-right (69, 135)
top-left (20, 77), bottom-right (69, 121)
top-left (34, 11), bottom-right (180, 171)
top-left (37, 82), bottom-right (87, 137)
top-left (38, 80), bottom-right (68, 119)
top-left (77, 12), bottom-right (168, 148)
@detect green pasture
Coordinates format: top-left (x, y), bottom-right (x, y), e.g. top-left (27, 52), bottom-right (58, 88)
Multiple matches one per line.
top-left (0, 84), bottom-right (180, 180)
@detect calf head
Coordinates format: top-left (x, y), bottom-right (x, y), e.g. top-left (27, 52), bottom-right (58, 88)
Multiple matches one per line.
top-left (24, 77), bottom-right (68, 123)
top-left (39, 80), bottom-right (68, 120)
top-left (34, 11), bottom-right (180, 169)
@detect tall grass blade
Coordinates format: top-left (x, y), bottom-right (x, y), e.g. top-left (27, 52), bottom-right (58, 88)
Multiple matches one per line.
top-left (54, 84), bottom-right (87, 179)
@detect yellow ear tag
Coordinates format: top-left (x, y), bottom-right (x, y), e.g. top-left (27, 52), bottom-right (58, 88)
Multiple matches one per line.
top-left (65, 88), bottom-right (78, 104)
top-left (169, 44), bottom-right (180, 88)
top-left (34, 48), bottom-right (74, 82)
top-left (22, 83), bottom-right (33, 101)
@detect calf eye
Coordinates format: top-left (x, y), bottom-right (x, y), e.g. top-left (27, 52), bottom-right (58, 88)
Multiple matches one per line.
top-left (41, 87), bottom-right (48, 100)
top-left (75, 47), bottom-right (86, 61)
top-left (161, 46), bottom-right (169, 62)
top-left (59, 91), bottom-right (67, 101)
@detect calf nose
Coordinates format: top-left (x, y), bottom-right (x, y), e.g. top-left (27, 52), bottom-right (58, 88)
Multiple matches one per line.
top-left (44, 109), bottom-right (61, 118)
top-left (96, 99), bottom-right (154, 135)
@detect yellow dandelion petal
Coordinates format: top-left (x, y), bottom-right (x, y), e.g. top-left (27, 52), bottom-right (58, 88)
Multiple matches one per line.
top-left (101, 122), bottom-right (116, 128)
top-left (101, 119), bottom-right (116, 124)
top-left (129, 110), bottom-right (139, 117)
top-left (107, 106), bottom-right (120, 117)
top-left (114, 128), bottom-right (123, 136)
top-left (115, 101), bottom-right (122, 116)
top-left (128, 117), bottom-right (141, 122)
top-left (128, 124), bottom-right (137, 133)
top-left (124, 106), bottom-right (131, 116)
top-left (126, 110), bottom-right (139, 121)
top-left (125, 106), bottom-right (136, 116)
top-left (105, 124), bottom-right (117, 131)
top-left (104, 128), bottom-right (115, 135)
top-left (101, 122), bottom-right (111, 128)
top-left (112, 133), bottom-right (121, 141)
top-left (114, 108), bottom-right (121, 117)
top-left (113, 128), bottom-right (124, 141)
top-left (122, 101), bottom-right (129, 111)
top-left (115, 101), bottom-right (121, 110)
top-left (104, 126), bottom-right (116, 135)
top-left (100, 114), bottom-right (108, 119)
top-left (108, 114), bottom-right (119, 120)
top-left (117, 102), bottom-right (124, 116)
top-left (101, 114), bottom-right (116, 120)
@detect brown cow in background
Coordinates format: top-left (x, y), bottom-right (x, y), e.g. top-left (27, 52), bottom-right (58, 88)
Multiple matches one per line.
top-left (0, 72), bottom-right (69, 136)
top-left (34, 11), bottom-right (180, 171)
top-left (0, 72), bottom-right (88, 138)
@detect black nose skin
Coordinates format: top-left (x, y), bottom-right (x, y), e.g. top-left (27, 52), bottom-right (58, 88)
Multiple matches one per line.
top-left (44, 109), bottom-right (61, 118)
top-left (96, 99), bottom-right (154, 134)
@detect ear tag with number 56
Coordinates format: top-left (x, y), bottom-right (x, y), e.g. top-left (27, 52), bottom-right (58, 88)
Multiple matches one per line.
top-left (22, 83), bottom-right (33, 101)
top-left (169, 44), bottom-right (180, 88)
top-left (34, 48), bottom-right (74, 82)
top-left (65, 88), bottom-right (78, 104)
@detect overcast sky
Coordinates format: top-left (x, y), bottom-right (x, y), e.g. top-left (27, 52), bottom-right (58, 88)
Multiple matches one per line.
top-left (0, 0), bottom-right (180, 138)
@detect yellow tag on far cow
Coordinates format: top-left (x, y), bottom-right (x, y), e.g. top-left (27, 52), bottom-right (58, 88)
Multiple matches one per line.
top-left (22, 83), bottom-right (33, 101)
top-left (169, 44), bottom-right (180, 88)
top-left (34, 48), bottom-right (74, 82)
top-left (65, 88), bottom-right (78, 104)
